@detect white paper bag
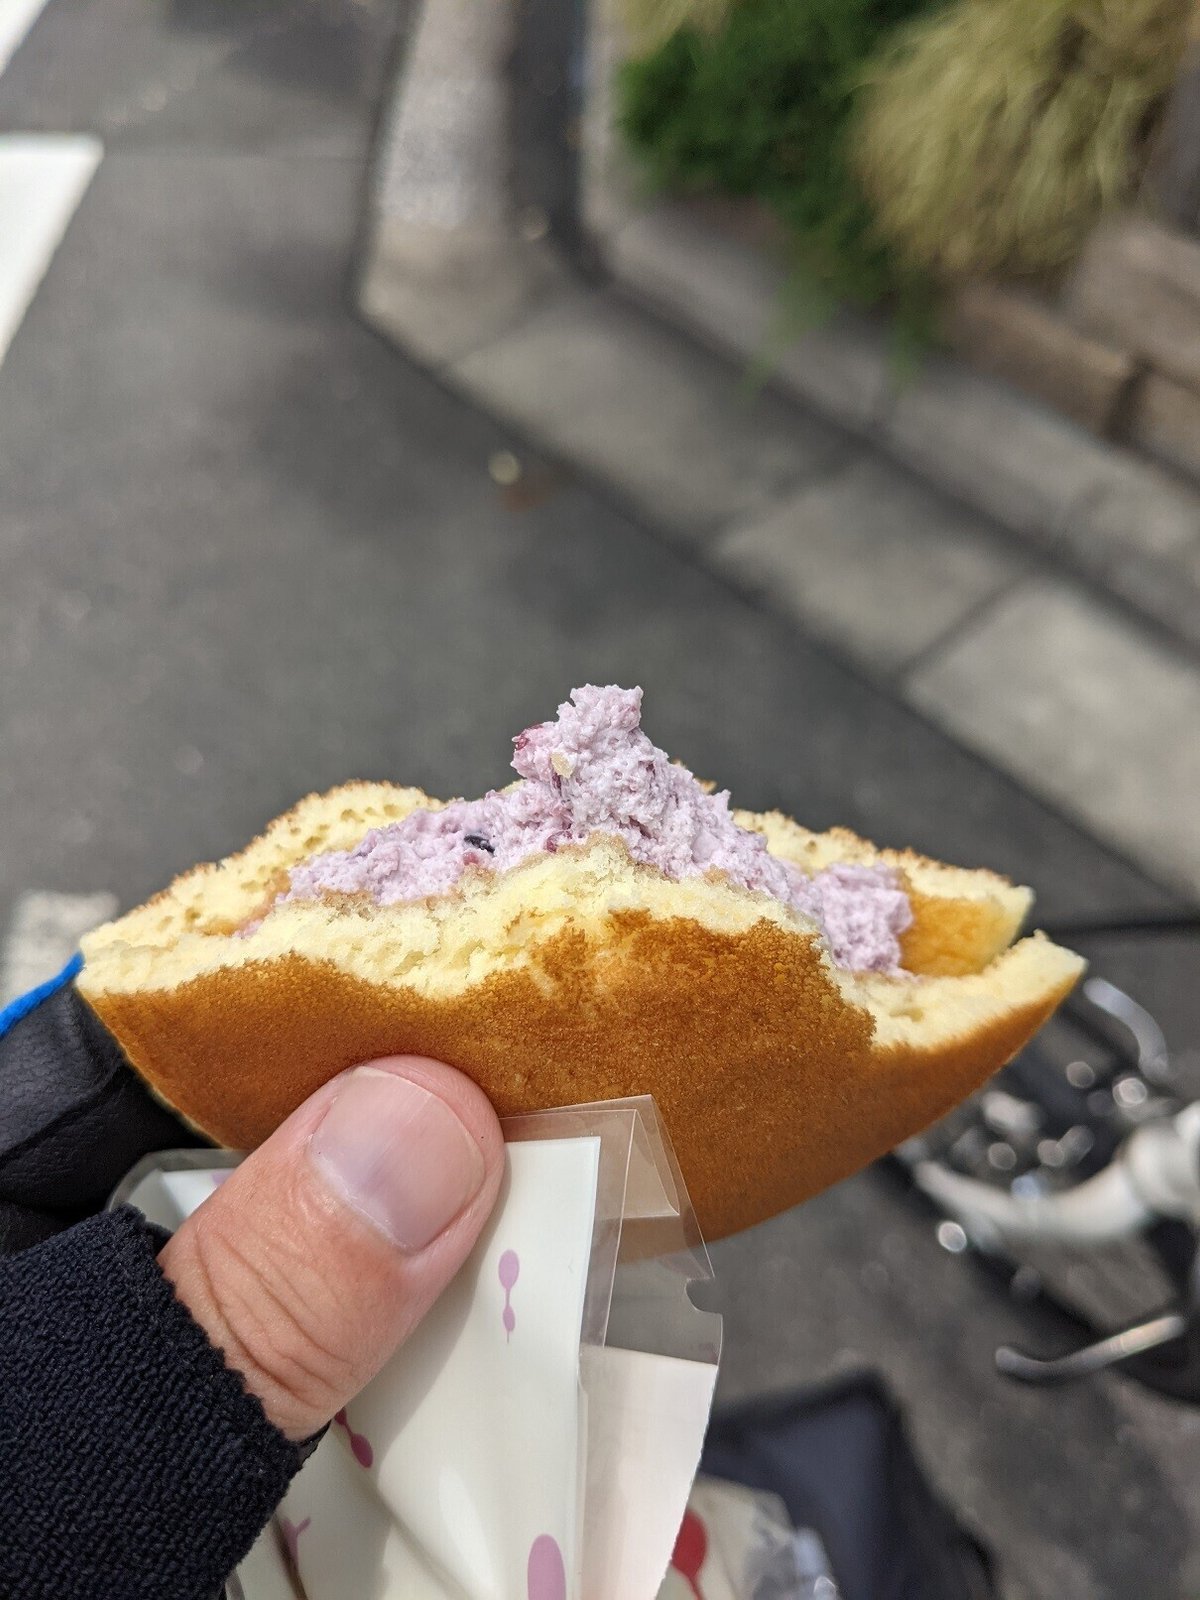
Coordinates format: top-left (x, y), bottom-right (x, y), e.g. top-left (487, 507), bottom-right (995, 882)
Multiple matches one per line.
top-left (111, 1096), bottom-right (722, 1600)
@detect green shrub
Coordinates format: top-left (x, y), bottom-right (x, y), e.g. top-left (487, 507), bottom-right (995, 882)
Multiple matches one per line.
top-left (618, 0), bottom-right (943, 314)
top-left (619, 0), bottom-right (733, 54)
top-left (852, 0), bottom-right (1192, 280)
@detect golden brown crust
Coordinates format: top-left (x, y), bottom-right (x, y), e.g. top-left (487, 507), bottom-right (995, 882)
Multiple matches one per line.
top-left (898, 887), bottom-right (1018, 977)
top-left (81, 912), bottom-right (1077, 1240)
top-left (79, 778), bottom-right (1083, 1238)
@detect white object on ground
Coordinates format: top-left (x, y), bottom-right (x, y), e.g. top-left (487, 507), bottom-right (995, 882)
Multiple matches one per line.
top-left (0, 135), bottom-right (102, 369)
top-left (0, 889), bottom-right (118, 1005)
top-left (0, 0), bottom-right (50, 77)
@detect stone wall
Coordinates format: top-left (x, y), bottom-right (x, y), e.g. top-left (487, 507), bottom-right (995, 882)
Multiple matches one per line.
top-left (946, 219), bottom-right (1200, 489)
top-left (945, 8), bottom-right (1200, 488)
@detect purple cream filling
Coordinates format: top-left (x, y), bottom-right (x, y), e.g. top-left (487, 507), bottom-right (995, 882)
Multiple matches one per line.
top-left (280, 685), bottom-right (913, 973)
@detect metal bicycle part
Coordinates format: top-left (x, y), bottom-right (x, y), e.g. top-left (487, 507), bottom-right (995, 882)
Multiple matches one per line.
top-left (895, 967), bottom-right (1200, 1399)
top-left (912, 1103), bottom-right (1200, 1249)
top-left (996, 1312), bottom-right (1189, 1384)
top-left (997, 1245), bottom-right (1200, 1396)
top-left (1082, 977), bottom-right (1171, 1087)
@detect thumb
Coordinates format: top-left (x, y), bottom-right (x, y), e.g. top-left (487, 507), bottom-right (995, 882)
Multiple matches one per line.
top-left (158, 1056), bottom-right (504, 1441)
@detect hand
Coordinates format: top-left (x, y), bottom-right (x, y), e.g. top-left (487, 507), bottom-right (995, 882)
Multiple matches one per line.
top-left (158, 1056), bottom-right (504, 1441)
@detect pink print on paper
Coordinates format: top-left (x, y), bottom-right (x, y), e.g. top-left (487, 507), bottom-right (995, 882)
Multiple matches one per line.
top-left (671, 1509), bottom-right (708, 1599)
top-left (334, 1408), bottom-right (374, 1468)
top-left (499, 1249), bottom-right (520, 1341)
top-left (527, 1534), bottom-right (566, 1600)
top-left (278, 1515), bottom-right (310, 1587)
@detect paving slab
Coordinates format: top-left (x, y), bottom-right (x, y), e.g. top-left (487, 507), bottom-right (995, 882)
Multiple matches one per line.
top-left (907, 579), bottom-right (1200, 897)
top-left (1062, 460), bottom-right (1200, 652)
top-left (712, 456), bottom-right (1027, 673)
top-left (449, 287), bottom-right (850, 538)
top-left (882, 352), bottom-right (1113, 542)
top-left (609, 203), bottom-right (893, 433)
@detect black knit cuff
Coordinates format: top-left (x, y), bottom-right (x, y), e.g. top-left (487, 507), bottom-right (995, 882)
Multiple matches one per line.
top-left (0, 1205), bottom-right (310, 1600)
top-left (0, 979), bottom-right (205, 1250)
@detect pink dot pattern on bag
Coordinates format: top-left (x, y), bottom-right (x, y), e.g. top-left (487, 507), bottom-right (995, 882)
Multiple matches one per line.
top-left (499, 1249), bottom-right (520, 1341)
top-left (527, 1534), bottom-right (566, 1600)
top-left (334, 1408), bottom-right (374, 1468)
top-left (671, 1509), bottom-right (707, 1599)
top-left (279, 1515), bottom-right (310, 1584)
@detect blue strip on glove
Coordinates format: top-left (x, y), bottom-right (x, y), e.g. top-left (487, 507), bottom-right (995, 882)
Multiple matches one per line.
top-left (0, 951), bottom-right (84, 1041)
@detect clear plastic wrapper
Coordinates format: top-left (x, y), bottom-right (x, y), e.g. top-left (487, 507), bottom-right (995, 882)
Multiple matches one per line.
top-left (109, 1096), bottom-right (722, 1600)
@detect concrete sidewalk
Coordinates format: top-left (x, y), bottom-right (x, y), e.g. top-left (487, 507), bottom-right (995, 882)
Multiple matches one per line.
top-left (362, 0), bottom-right (1200, 908)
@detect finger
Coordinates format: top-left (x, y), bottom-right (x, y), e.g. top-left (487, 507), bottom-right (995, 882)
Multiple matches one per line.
top-left (157, 1055), bottom-right (504, 1440)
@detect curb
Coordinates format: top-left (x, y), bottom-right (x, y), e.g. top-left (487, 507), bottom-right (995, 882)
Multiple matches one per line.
top-left (602, 203), bottom-right (1200, 662)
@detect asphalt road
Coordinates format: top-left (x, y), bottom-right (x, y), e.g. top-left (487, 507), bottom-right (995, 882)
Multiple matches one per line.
top-left (1, 3), bottom-right (1198, 1596)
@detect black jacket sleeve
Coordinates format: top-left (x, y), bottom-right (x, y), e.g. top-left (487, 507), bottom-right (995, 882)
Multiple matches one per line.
top-left (0, 966), bottom-right (207, 1255)
top-left (0, 970), bottom-right (315, 1597)
top-left (0, 1205), bottom-right (311, 1600)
